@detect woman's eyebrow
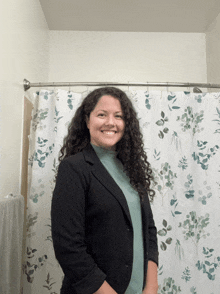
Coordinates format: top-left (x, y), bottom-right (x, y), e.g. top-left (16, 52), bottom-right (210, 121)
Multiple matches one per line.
top-left (96, 110), bottom-right (122, 113)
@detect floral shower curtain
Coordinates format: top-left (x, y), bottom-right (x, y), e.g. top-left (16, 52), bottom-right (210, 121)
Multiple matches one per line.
top-left (22, 89), bottom-right (220, 294)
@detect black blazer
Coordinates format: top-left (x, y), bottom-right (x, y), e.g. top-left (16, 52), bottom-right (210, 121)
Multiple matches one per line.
top-left (51, 144), bottom-right (158, 294)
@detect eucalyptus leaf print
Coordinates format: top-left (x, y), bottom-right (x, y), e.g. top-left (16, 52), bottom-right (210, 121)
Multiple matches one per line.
top-left (213, 107), bottom-right (220, 134)
top-left (54, 107), bottom-right (63, 132)
top-left (22, 247), bottom-right (48, 283)
top-left (159, 277), bottom-right (181, 293)
top-left (170, 194), bottom-right (182, 217)
top-left (29, 179), bottom-right (45, 203)
top-left (195, 94), bottom-right (203, 103)
top-left (175, 239), bottom-right (184, 260)
top-left (158, 265), bottom-right (164, 276)
top-left (32, 108), bottom-right (49, 131)
top-left (196, 248), bottom-right (220, 280)
top-left (43, 273), bottom-right (57, 292)
top-left (157, 219), bottom-right (172, 251)
top-left (145, 92), bottom-right (152, 109)
top-left (152, 162), bottom-right (177, 204)
top-left (192, 141), bottom-right (219, 170)
top-left (153, 149), bottom-right (161, 161)
top-left (156, 111), bottom-right (169, 139)
top-left (177, 106), bottom-right (204, 135)
top-left (30, 190), bottom-right (45, 203)
top-left (32, 137), bottom-right (54, 168)
top-left (26, 212), bottom-right (38, 238)
top-left (198, 181), bottom-right (212, 205)
top-left (45, 219), bottom-right (52, 242)
top-left (42, 91), bottom-right (49, 100)
top-left (194, 93), bottom-right (207, 103)
top-left (171, 131), bottom-right (181, 150)
top-left (167, 93), bottom-right (180, 111)
top-left (178, 156), bottom-right (188, 170)
top-left (190, 286), bottom-right (197, 294)
top-left (178, 211), bottom-right (210, 244)
top-left (184, 174), bottom-right (194, 199)
top-left (181, 267), bottom-right (191, 282)
top-left (67, 92), bottom-right (74, 109)
top-left (28, 153), bottom-right (35, 167)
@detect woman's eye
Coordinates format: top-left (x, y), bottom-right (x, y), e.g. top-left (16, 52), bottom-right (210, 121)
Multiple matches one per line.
top-left (116, 115), bottom-right (123, 119)
top-left (98, 113), bottom-right (105, 117)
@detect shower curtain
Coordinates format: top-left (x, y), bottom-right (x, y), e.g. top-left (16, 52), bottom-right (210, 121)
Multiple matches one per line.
top-left (22, 89), bottom-right (220, 294)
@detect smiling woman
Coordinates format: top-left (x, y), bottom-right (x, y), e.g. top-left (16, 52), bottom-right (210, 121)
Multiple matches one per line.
top-left (51, 87), bottom-right (158, 294)
top-left (86, 95), bottom-right (125, 150)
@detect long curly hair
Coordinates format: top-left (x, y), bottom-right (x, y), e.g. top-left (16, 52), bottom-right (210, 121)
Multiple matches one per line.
top-left (59, 87), bottom-right (155, 202)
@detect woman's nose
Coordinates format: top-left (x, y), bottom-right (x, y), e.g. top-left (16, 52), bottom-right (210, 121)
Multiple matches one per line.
top-left (105, 115), bottom-right (115, 125)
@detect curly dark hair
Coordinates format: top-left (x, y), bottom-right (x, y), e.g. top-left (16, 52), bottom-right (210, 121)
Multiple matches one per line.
top-left (59, 87), bottom-right (155, 202)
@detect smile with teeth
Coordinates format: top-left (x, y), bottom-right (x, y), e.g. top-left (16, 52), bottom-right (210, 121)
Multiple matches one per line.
top-left (101, 131), bottom-right (117, 135)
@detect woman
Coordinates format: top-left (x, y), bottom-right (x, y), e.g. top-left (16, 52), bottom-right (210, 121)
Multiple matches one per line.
top-left (51, 87), bottom-right (158, 294)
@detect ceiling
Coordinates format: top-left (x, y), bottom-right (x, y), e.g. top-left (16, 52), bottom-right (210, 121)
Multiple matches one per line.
top-left (39, 0), bottom-right (220, 32)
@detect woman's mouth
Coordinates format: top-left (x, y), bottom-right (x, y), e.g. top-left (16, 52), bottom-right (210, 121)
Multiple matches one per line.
top-left (101, 131), bottom-right (117, 135)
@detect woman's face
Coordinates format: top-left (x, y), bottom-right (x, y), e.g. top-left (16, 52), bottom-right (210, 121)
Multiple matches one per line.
top-left (86, 95), bottom-right (125, 150)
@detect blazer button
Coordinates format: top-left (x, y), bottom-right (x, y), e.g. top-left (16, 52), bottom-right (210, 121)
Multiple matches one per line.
top-left (125, 264), bottom-right (129, 268)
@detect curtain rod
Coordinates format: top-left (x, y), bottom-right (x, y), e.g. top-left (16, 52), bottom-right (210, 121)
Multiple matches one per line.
top-left (23, 79), bottom-right (220, 92)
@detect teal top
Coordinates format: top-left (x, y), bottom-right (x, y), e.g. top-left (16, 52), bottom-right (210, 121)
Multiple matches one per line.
top-left (92, 144), bottom-right (144, 294)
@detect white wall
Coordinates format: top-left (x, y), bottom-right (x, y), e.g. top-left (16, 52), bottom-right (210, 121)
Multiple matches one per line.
top-left (0, 0), bottom-right (49, 197)
top-left (49, 31), bottom-right (207, 91)
top-left (206, 12), bottom-right (220, 88)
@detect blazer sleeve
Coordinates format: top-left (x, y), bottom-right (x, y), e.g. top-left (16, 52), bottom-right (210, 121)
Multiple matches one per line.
top-left (51, 158), bottom-right (106, 294)
top-left (146, 197), bottom-right (159, 266)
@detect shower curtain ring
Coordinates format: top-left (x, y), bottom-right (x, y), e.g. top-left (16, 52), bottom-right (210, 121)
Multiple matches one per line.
top-left (166, 82), bottom-right (169, 92)
top-left (128, 81), bottom-right (130, 92)
top-left (187, 83), bottom-right (190, 92)
top-left (69, 83), bottom-right (71, 93)
top-left (147, 81), bottom-right (149, 92)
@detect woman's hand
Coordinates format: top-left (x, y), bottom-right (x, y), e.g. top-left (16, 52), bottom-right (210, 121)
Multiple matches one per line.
top-left (142, 285), bottom-right (158, 294)
top-left (142, 260), bottom-right (158, 294)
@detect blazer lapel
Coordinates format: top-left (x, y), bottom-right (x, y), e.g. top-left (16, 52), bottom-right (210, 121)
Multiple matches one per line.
top-left (83, 144), bottom-right (132, 225)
